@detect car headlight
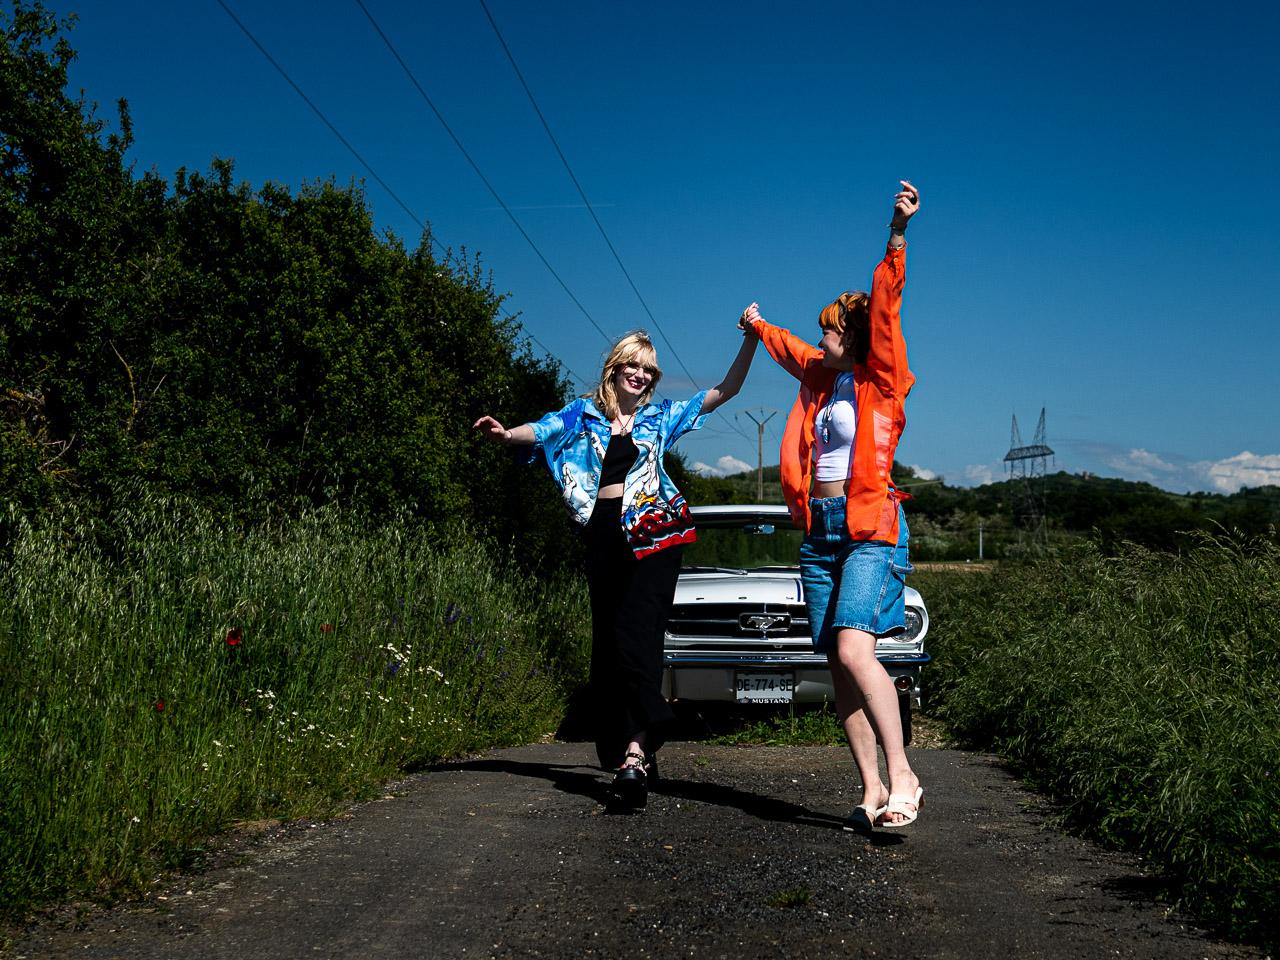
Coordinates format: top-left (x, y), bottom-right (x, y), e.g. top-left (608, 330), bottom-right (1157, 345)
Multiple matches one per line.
top-left (901, 607), bottom-right (924, 642)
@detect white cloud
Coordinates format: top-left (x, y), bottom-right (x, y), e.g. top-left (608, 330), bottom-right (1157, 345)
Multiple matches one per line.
top-left (1056, 440), bottom-right (1280, 494)
top-left (691, 455), bottom-right (753, 478)
top-left (1197, 451), bottom-right (1280, 493)
top-left (907, 465), bottom-right (937, 481)
top-left (1100, 447), bottom-right (1180, 483)
top-left (1126, 448), bottom-right (1178, 472)
top-left (963, 463), bottom-right (998, 486)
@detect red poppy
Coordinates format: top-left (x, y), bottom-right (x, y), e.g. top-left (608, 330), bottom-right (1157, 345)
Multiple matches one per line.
top-left (153, 699), bottom-right (165, 712)
top-left (320, 623), bottom-right (334, 634)
top-left (225, 628), bottom-right (243, 647)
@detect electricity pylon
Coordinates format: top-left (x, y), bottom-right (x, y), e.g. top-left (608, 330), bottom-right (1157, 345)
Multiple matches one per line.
top-left (1003, 408), bottom-right (1054, 545)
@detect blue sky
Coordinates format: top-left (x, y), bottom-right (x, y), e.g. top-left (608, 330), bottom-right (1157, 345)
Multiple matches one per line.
top-left (62, 0), bottom-right (1280, 493)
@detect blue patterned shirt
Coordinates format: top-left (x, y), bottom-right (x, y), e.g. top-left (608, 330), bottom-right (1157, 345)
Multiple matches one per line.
top-left (528, 391), bottom-right (709, 557)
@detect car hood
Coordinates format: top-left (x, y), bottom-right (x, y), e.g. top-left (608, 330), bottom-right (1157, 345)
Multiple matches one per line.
top-left (675, 570), bottom-right (923, 608)
top-left (674, 571), bottom-right (803, 605)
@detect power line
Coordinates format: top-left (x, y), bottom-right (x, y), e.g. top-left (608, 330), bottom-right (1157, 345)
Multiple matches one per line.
top-left (479, 1), bottom-right (760, 448)
top-left (218, 1), bottom-right (735, 431)
top-left (214, 0), bottom-right (428, 237)
top-left (476, 1), bottom-right (752, 450)
top-left (476, 0), bottom-right (700, 389)
top-left (352, 0), bottom-right (613, 347)
top-left (213, 1), bottom-right (583, 396)
top-left (525, 331), bottom-right (589, 388)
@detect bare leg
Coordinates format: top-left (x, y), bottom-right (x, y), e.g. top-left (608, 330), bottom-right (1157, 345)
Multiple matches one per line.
top-left (620, 731), bottom-right (647, 767)
top-left (833, 627), bottom-right (920, 824)
top-left (827, 652), bottom-right (887, 811)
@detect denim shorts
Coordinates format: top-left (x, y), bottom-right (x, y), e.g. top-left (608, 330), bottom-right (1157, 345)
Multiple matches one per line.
top-left (800, 496), bottom-right (913, 652)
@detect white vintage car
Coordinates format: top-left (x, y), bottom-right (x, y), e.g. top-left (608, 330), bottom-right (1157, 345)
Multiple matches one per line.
top-left (663, 504), bottom-right (930, 741)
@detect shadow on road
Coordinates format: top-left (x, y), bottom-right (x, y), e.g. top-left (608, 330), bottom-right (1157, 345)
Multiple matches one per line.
top-left (654, 776), bottom-right (905, 842)
top-left (423, 757), bottom-right (904, 845)
top-left (415, 757), bottom-right (613, 805)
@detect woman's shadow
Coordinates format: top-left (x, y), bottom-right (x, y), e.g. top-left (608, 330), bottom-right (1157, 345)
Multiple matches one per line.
top-left (417, 752), bottom-right (903, 846)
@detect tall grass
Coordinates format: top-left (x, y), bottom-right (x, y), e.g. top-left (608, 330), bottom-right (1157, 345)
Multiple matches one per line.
top-left (0, 498), bottom-right (589, 918)
top-left (913, 533), bottom-right (1280, 949)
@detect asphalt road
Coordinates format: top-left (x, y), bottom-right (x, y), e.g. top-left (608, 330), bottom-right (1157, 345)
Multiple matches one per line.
top-left (11, 742), bottom-right (1267, 960)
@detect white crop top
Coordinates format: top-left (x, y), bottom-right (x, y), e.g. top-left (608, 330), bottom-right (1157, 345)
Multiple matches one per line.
top-left (813, 373), bottom-right (857, 482)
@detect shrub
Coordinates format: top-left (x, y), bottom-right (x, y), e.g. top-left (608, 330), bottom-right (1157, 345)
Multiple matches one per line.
top-left (0, 496), bottom-right (589, 917)
top-left (914, 535), bottom-right (1280, 950)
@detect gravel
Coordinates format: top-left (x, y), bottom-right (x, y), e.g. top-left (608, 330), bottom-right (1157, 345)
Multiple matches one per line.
top-left (9, 742), bottom-right (1267, 959)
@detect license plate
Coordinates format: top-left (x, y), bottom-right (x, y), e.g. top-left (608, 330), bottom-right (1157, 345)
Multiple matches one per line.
top-left (734, 672), bottom-right (795, 704)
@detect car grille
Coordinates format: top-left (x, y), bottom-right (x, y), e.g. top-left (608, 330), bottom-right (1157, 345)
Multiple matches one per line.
top-left (666, 603), bottom-right (811, 641)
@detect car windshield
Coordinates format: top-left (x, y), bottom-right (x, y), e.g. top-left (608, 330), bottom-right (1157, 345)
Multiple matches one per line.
top-left (683, 520), bottom-right (804, 571)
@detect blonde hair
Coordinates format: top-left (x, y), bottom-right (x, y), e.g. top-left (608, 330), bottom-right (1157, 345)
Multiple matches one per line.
top-left (818, 291), bottom-right (870, 365)
top-left (590, 331), bottom-right (662, 419)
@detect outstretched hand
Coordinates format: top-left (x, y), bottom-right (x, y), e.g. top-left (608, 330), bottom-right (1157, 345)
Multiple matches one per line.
top-left (472, 415), bottom-right (508, 444)
top-left (739, 302), bottom-right (763, 338)
top-left (891, 180), bottom-right (920, 230)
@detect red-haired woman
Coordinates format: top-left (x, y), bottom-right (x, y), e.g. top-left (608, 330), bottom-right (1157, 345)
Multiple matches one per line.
top-left (740, 182), bottom-right (923, 828)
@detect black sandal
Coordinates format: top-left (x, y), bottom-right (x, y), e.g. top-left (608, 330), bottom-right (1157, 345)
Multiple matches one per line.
top-left (610, 751), bottom-right (648, 809)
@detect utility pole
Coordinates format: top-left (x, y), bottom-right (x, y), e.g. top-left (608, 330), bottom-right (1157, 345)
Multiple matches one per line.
top-left (741, 409), bottom-right (777, 501)
top-left (978, 520), bottom-right (984, 561)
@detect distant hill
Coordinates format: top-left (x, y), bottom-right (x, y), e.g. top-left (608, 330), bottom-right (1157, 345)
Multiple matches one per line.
top-left (904, 469), bottom-right (1279, 553)
top-left (670, 453), bottom-right (1279, 558)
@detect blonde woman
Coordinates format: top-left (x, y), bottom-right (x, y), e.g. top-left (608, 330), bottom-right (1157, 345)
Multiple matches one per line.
top-left (474, 327), bottom-right (758, 808)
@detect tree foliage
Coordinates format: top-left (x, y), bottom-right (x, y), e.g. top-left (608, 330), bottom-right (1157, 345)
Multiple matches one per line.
top-left (1, 2), bottom-right (580, 568)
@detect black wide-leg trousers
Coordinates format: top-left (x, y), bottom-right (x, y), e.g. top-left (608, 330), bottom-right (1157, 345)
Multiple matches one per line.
top-left (584, 497), bottom-right (681, 770)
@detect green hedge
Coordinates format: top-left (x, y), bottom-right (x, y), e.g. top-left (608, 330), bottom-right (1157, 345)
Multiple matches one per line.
top-left (0, 497), bottom-right (590, 918)
top-left (914, 535), bottom-right (1280, 950)
top-left (3, 3), bottom-right (581, 575)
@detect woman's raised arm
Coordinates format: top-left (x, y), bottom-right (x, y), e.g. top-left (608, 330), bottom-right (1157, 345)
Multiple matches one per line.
top-left (863, 180), bottom-right (920, 398)
top-left (888, 180), bottom-right (920, 249)
top-left (738, 302), bottom-right (820, 381)
top-left (700, 305), bottom-right (761, 414)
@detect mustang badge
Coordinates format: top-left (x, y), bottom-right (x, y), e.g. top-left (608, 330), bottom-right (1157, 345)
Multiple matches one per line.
top-left (739, 612), bottom-right (791, 632)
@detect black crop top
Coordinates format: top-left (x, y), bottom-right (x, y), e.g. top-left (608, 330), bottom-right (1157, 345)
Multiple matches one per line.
top-left (599, 432), bottom-right (638, 487)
